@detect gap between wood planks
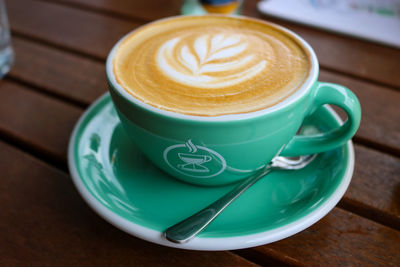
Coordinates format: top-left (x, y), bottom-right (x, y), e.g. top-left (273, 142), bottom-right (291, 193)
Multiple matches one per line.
top-left (353, 136), bottom-right (400, 159)
top-left (338, 197), bottom-right (400, 231)
top-left (6, 76), bottom-right (88, 109)
top-left (0, 127), bottom-right (70, 172)
top-left (12, 32), bottom-right (105, 63)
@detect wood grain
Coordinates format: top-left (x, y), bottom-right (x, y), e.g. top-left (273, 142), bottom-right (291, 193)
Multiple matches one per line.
top-left (0, 80), bottom-right (83, 163)
top-left (347, 145), bottom-right (400, 229)
top-left (43, 0), bottom-right (400, 89)
top-left (10, 37), bottom-right (107, 105)
top-left (0, 141), bottom-right (258, 267)
top-left (8, 36), bottom-right (400, 154)
top-left (8, 0), bottom-right (140, 60)
top-left (44, 0), bottom-right (182, 21)
top-left (251, 208), bottom-right (400, 267)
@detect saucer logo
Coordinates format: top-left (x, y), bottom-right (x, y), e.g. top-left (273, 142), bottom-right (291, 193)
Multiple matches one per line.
top-left (163, 139), bottom-right (226, 178)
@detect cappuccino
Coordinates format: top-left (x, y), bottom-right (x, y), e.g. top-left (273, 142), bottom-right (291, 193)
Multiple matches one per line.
top-left (113, 16), bottom-right (311, 116)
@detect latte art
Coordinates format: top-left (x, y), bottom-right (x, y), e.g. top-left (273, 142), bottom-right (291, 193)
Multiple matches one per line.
top-left (157, 34), bottom-right (267, 88)
top-left (113, 16), bottom-right (311, 116)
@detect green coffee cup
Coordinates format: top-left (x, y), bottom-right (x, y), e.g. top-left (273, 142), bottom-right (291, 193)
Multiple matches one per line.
top-left (106, 15), bottom-right (361, 186)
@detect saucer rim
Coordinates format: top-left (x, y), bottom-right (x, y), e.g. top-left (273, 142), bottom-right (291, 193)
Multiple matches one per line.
top-left (68, 93), bottom-right (354, 251)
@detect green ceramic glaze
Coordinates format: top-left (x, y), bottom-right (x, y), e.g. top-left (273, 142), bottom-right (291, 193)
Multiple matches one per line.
top-left (108, 77), bottom-right (360, 186)
top-left (71, 94), bottom-right (350, 238)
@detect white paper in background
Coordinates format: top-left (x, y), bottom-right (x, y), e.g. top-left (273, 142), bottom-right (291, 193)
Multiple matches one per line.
top-left (257, 0), bottom-right (400, 49)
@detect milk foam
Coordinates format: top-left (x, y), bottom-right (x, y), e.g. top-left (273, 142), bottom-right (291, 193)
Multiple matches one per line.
top-left (113, 16), bottom-right (311, 116)
top-left (157, 34), bottom-right (267, 88)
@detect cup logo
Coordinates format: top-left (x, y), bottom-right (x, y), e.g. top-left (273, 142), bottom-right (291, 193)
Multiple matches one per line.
top-left (157, 34), bottom-right (267, 88)
top-left (163, 139), bottom-right (226, 178)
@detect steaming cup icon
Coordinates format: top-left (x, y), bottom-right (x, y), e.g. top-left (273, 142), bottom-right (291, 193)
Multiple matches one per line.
top-left (177, 153), bottom-right (212, 173)
top-left (163, 139), bottom-right (226, 179)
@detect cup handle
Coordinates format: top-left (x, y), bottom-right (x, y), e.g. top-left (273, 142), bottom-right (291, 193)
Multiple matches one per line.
top-left (280, 82), bottom-right (361, 156)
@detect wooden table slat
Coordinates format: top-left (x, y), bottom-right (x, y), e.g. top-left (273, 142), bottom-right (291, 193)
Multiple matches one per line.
top-left (10, 37), bottom-right (106, 106)
top-left (9, 0), bottom-right (140, 60)
top-left (0, 80), bottom-right (83, 163)
top-left (349, 145), bottom-right (400, 228)
top-left (45, 0), bottom-right (182, 22)
top-left (252, 208), bottom-right (400, 267)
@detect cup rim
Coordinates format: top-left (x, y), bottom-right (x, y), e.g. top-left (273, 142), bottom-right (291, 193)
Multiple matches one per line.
top-left (106, 15), bottom-right (319, 122)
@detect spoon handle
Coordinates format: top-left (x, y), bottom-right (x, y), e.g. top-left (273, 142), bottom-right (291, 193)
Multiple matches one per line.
top-left (164, 167), bottom-right (272, 244)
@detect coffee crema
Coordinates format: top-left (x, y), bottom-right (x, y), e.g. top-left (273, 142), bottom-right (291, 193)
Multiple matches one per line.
top-left (113, 16), bottom-right (311, 116)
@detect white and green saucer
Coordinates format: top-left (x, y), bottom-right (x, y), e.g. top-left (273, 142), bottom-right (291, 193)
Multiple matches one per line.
top-left (68, 93), bottom-right (354, 251)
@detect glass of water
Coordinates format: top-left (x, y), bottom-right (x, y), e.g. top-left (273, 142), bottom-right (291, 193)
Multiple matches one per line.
top-left (0, 0), bottom-right (13, 78)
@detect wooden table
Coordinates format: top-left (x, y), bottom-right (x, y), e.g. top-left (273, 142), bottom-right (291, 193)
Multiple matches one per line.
top-left (1, 0), bottom-right (399, 266)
